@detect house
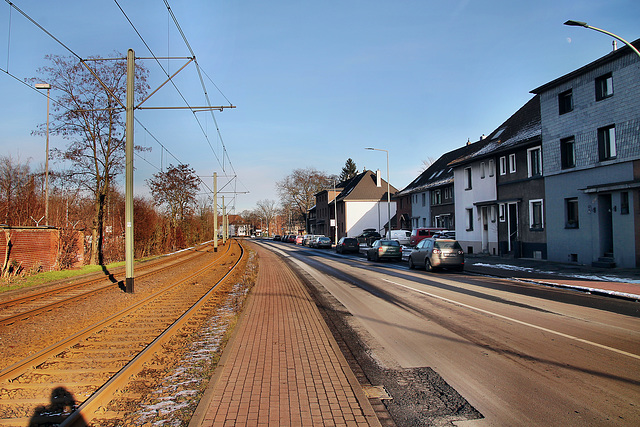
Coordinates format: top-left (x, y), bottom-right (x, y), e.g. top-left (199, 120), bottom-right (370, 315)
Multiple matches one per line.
top-left (395, 143), bottom-right (478, 233)
top-left (531, 39), bottom-right (640, 268)
top-left (314, 170), bottom-right (397, 241)
top-left (448, 95), bottom-right (544, 257)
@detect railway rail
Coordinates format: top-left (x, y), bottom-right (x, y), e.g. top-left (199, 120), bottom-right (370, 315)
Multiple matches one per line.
top-left (0, 239), bottom-right (245, 426)
top-left (0, 241), bottom-right (217, 327)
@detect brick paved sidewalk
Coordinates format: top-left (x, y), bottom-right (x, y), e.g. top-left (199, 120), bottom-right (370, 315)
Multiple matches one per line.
top-left (190, 245), bottom-right (381, 426)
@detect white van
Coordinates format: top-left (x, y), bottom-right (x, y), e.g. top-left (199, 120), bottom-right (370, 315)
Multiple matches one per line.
top-left (386, 230), bottom-right (411, 246)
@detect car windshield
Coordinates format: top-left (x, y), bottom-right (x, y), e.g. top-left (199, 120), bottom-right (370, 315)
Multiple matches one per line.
top-left (434, 240), bottom-right (462, 250)
top-left (319, 237), bottom-right (330, 242)
top-left (380, 240), bottom-right (400, 247)
top-left (344, 238), bottom-right (357, 243)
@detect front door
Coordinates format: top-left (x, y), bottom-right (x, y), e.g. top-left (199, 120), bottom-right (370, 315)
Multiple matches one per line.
top-left (598, 194), bottom-right (614, 257)
top-left (508, 203), bottom-right (518, 256)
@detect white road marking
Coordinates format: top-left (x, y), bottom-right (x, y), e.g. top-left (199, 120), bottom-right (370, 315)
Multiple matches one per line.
top-left (384, 278), bottom-right (640, 361)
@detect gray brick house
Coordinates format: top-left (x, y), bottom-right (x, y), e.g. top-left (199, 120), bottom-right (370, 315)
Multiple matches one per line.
top-left (531, 39), bottom-right (640, 268)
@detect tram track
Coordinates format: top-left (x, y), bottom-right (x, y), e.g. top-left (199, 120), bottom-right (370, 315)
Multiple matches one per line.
top-left (0, 241), bottom-right (217, 327)
top-left (0, 239), bottom-right (246, 426)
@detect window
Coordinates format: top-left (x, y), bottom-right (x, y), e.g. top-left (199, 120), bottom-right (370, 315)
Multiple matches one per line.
top-left (565, 198), bottom-right (579, 228)
top-left (465, 167), bottom-right (472, 190)
top-left (598, 125), bottom-right (616, 161)
top-left (432, 189), bottom-right (442, 205)
top-left (489, 159), bottom-right (495, 177)
top-left (499, 156), bottom-right (506, 175)
top-left (558, 89), bottom-right (573, 114)
top-left (561, 136), bottom-right (576, 169)
top-left (480, 162), bottom-right (486, 179)
top-left (509, 154), bottom-right (516, 173)
top-left (499, 203), bottom-right (506, 222)
top-left (422, 218), bottom-right (427, 227)
top-left (596, 73), bottom-right (613, 101)
top-left (621, 192), bottom-right (629, 215)
top-left (527, 147), bottom-right (542, 177)
top-left (466, 208), bottom-right (474, 231)
top-left (529, 199), bottom-right (544, 229)
top-left (421, 193), bottom-right (426, 207)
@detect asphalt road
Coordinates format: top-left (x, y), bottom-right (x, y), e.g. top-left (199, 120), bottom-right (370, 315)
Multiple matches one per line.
top-left (259, 240), bottom-right (640, 426)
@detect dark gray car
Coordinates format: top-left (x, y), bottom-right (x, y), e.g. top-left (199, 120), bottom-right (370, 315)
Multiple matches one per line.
top-left (408, 238), bottom-right (464, 271)
top-left (336, 237), bottom-right (359, 254)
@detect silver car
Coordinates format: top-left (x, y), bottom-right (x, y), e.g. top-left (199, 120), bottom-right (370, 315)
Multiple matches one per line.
top-left (408, 238), bottom-right (464, 271)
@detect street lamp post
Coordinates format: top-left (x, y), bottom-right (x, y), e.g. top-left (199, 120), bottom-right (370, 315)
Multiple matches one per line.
top-left (35, 83), bottom-right (51, 226)
top-left (564, 20), bottom-right (640, 59)
top-left (365, 147), bottom-right (391, 237)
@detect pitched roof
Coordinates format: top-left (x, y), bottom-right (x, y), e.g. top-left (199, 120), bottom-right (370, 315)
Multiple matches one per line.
top-left (396, 140), bottom-right (481, 196)
top-left (448, 94), bottom-right (541, 167)
top-left (531, 38), bottom-right (640, 94)
top-left (335, 170), bottom-right (398, 202)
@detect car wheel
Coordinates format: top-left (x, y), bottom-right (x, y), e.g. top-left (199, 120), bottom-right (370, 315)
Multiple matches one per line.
top-left (425, 259), bottom-right (433, 272)
top-left (408, 257), bottom-right (415, 269)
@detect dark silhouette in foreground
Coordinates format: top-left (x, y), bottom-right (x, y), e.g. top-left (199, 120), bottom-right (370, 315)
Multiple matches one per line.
top-left (29, 386), bottom-right (85, 426)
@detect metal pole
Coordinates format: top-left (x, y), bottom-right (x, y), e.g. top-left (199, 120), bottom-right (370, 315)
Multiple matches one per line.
top-left (222, 196), bottom-right (226, 245)
top-left (125, 49), bottom-right (135, 293)
top-left (564, 20), bottom-right (640, 59)
top-left (386, 150), bottom-right (391, 236)
top-left (333, 179), bottom-right (338, 243)
top-left (213, 172), bottom-right (218, 252)
top-left (45, 87), bottom-right (50, 226)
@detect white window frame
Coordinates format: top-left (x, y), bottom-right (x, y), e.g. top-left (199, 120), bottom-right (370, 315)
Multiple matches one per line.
top-left (465, 167), bottom-right (472, 190)
top-left (489, 159), bottom-right (495, 177)
top-left (509, 153), bottom-right (516, 173)
top-left (499, 203), bottom-right (506, 222)
top-left (480, 162), bottom-right (486, 179)
top-left (529, 199), bottom-right (544, 229)
top-left (527, 146), bottom-right (542, 178)
top-left (499, 156), bottom-right (507, 175)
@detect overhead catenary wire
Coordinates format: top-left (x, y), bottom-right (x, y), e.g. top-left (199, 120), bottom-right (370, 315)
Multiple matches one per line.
top-left (2, 0), bottom-right (246, 209)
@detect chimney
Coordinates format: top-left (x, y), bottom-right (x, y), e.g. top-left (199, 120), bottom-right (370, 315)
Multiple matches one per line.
top-left (376, 169), bottom-right (382, 187)
top-left (613, 40), bottom-right (618, 51)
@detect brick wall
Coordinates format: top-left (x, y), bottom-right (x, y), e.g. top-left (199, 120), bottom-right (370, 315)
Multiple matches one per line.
top-left (0, 227), bottom-right (84, 273)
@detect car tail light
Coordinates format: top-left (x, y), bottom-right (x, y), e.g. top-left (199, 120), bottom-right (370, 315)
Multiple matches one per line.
top-left (433, 248), bottom-right (442, 254)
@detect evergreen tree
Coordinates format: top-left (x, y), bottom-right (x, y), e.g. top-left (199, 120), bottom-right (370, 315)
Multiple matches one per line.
top-left (339, 158), bottom-right (358, 182)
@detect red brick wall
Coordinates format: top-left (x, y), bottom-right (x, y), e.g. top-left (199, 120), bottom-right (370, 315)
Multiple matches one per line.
top-left (0, 228), bottom-right (61, 272)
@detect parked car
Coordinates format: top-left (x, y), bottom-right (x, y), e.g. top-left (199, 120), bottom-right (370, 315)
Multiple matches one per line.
top-left (356, 229), bottom-right (382, 247)
top-left (432, 230), bottom-right (455, 239)
top-left (366, 239), bottom-right (402, 262)
top-left (335, 237), bottom-right (359, 254)
top-left (273, 235), bottom-right (281, 241)
top-left (408, 238), bottom-right (464, 271)
top-left (295, 235), bottom-right (304, 245)
top-left (310, 236), bottom-right (332, 249)
top-left (409, 227), bottom-right (446, 247)
top-left (386, 229), bottom-right (411, 246)
top-left (303, 234), bottom-right (322, 246)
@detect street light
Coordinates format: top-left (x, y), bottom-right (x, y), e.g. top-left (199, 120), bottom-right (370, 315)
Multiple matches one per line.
top-left (564, 20), bottom-right (640, 59)
top-left (35, 83), bottom-right (51, 226)
top-left (365, 147), bottom-right (391, 237)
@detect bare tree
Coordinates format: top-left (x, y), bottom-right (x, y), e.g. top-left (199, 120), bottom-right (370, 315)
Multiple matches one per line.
top-left (147, 164), bottom-right (200, 251)
top-left (0, 155), bottom-right (37, 226)
top-left (33, 54), bottom-right (149, 265)
top-left (276, 167), bottom-right (331, 226)
top-left (420, 157), bottom-right (437, 172)
top-left (255, 199), bottom-right (278, 236)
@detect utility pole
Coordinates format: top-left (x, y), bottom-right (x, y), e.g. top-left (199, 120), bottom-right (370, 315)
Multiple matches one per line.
top-left (125, 49), bottom-right (135, 294)
top-left (222, 196), bottom-right (227, 245)
top-left (213, 172), bottom-right (218, 252)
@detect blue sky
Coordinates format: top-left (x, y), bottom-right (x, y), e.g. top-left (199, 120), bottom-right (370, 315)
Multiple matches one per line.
top-left (1, 0), bottom-right (639, 213)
